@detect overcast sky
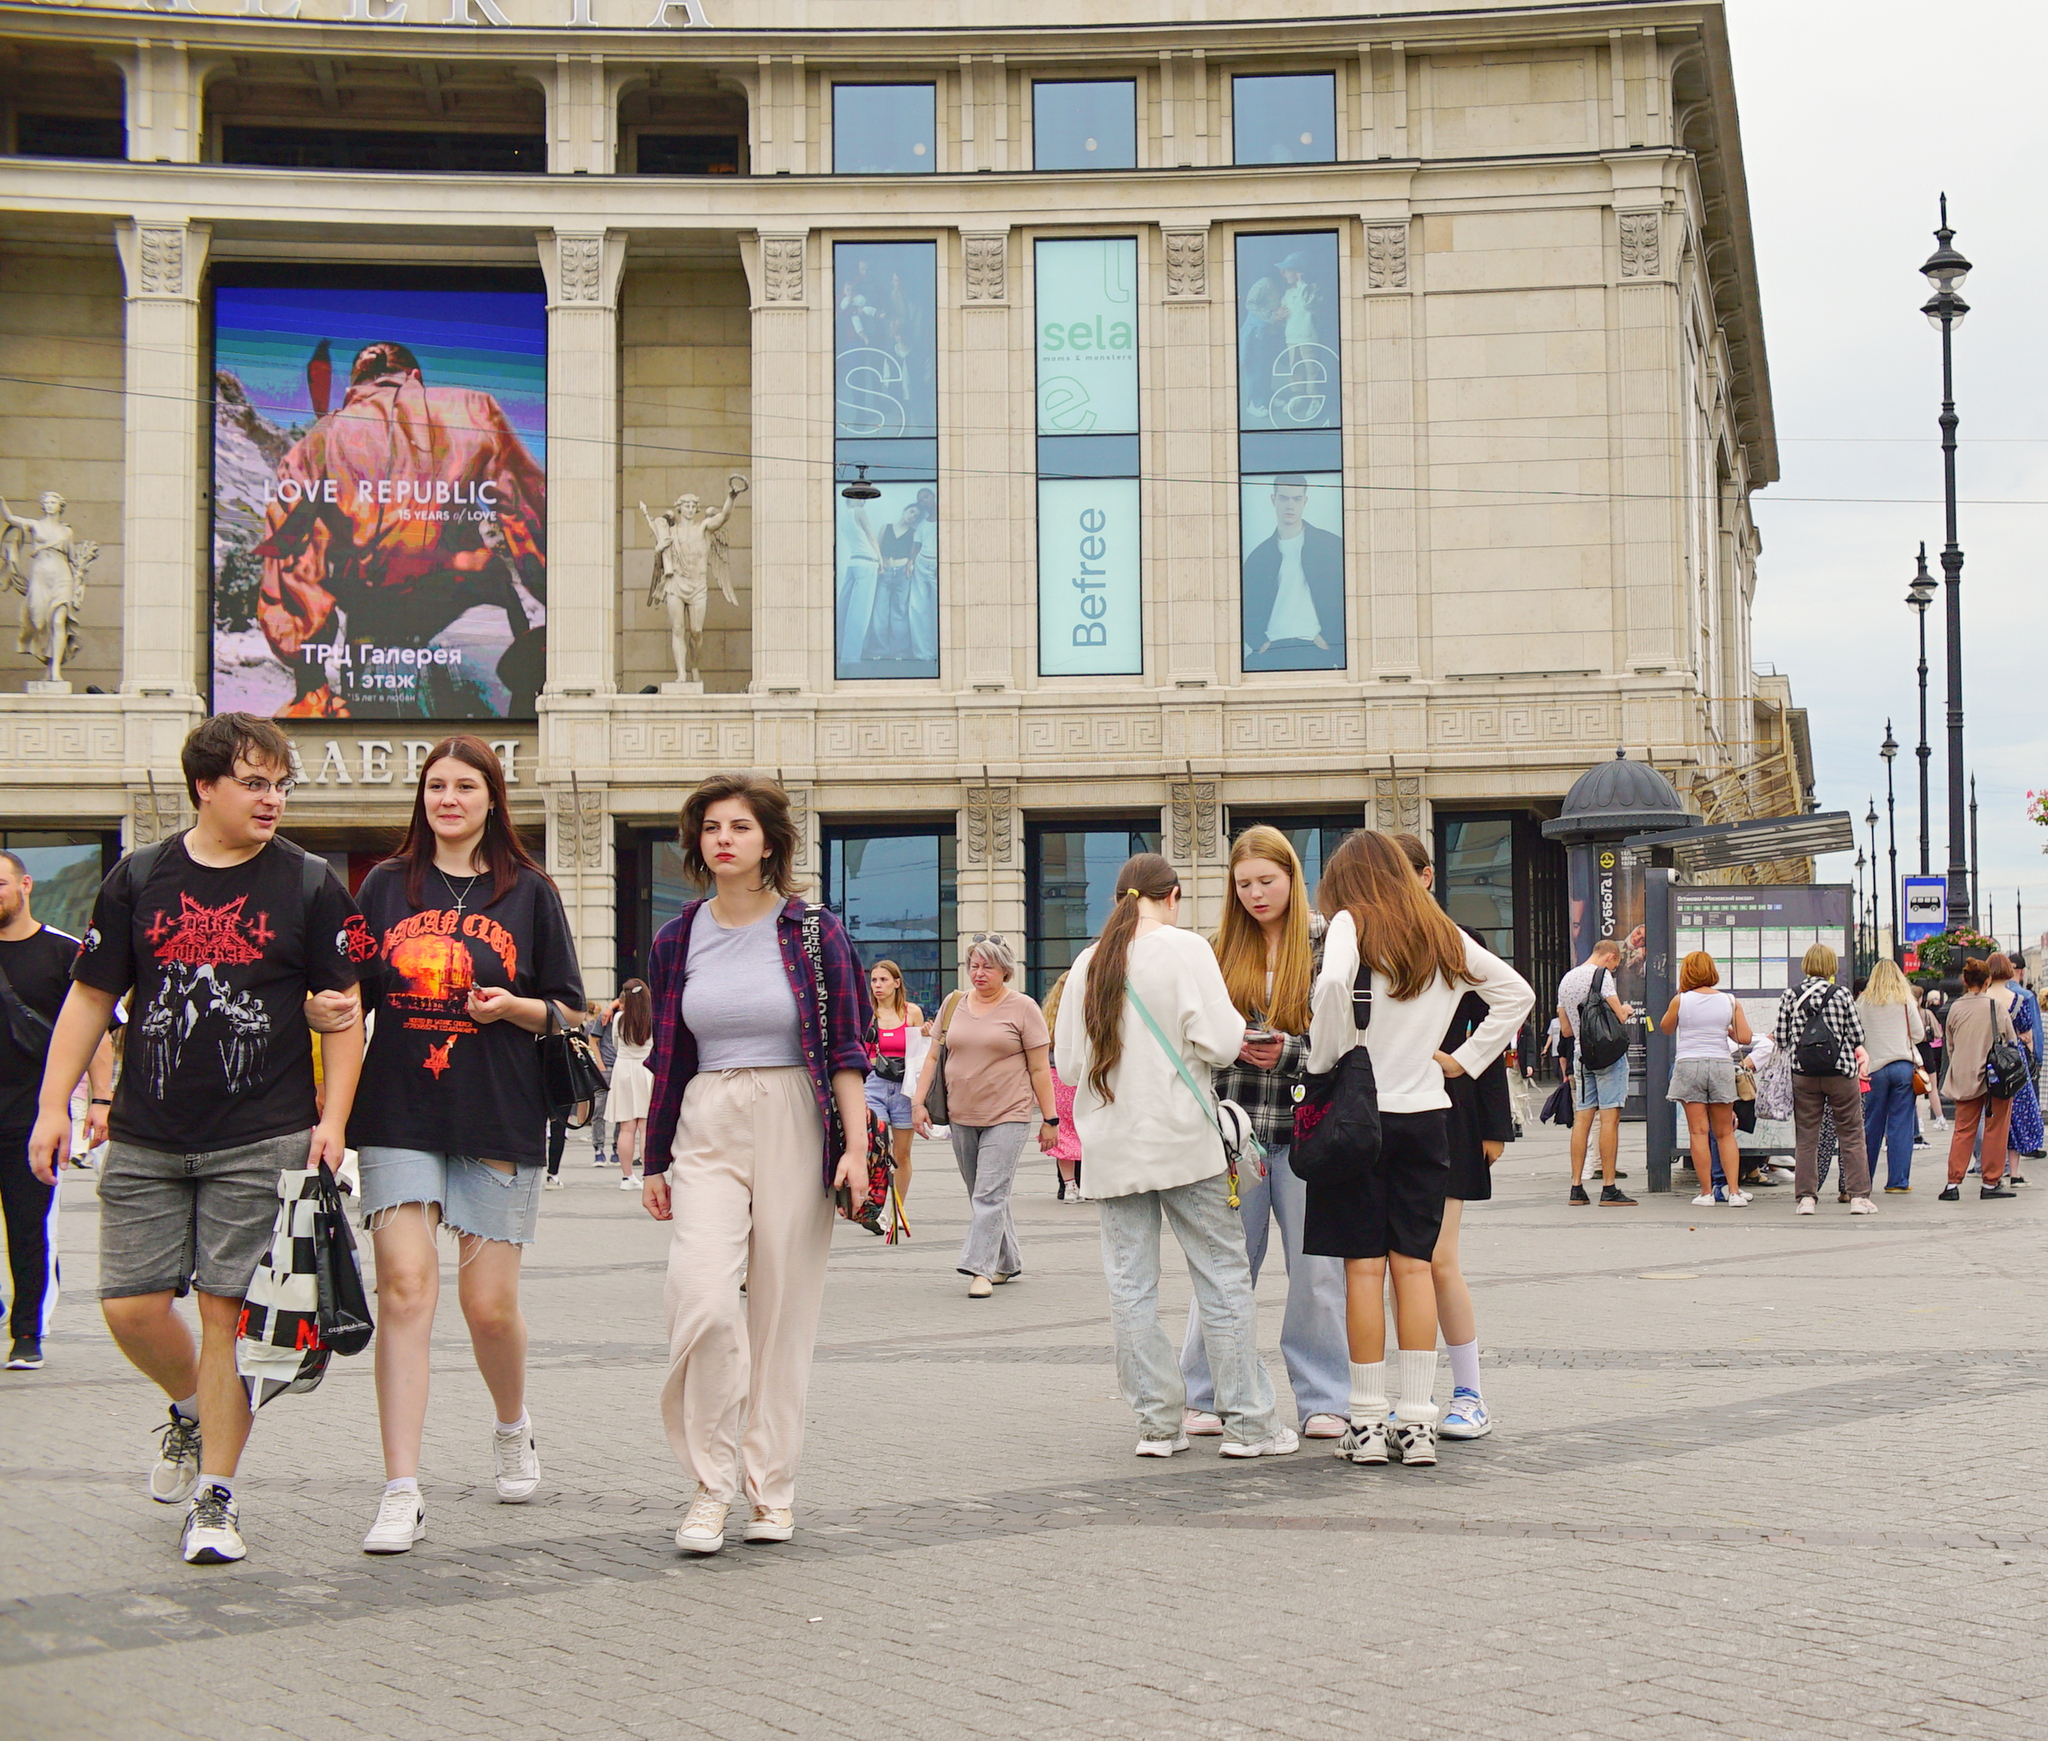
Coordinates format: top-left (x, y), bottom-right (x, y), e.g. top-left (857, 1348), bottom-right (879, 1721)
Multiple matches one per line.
top-left (1727, 1), bottom-right (2048, 949)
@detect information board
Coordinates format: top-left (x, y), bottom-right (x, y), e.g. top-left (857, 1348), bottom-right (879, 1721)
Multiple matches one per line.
top-left (1672, 885), bottom-right (1854, 997)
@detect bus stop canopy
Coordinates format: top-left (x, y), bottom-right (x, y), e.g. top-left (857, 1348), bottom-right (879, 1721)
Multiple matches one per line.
top-left (1622, 811), bottom-right (1855, 874)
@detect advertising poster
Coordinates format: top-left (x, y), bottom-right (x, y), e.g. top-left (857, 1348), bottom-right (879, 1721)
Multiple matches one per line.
top-left (1240, 472), bottom-right (1344, 672)
top-left (1235, 231), bottom-right (1340, 431)
top-left (1039, 477), bottom-right (1140, 676)
top-left (836, 481), bottom-right (938, 680)
top-left (1568, 844), bottom-right (1648, 1011)
top-left (834, 241), bottom-right (937, 441)
top-left (1035, 237), bottom-right (1138, 434)
top-left (212, 283), bottom-right (547, 720)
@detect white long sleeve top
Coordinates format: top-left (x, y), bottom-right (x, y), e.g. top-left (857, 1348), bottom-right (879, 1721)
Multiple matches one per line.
top-left (1052, 922), bottom-right (1247, 1198)
top-left (1306, 910), bottom-right (1534, 1112)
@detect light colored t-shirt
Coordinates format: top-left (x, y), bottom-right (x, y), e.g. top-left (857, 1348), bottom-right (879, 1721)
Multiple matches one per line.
top-left (940, 988), bottom-right (1050, 1125)
top-left (1263, 531), bottom-right (1321, 643)
top-left (679, 905), bottom-right (803, 1071)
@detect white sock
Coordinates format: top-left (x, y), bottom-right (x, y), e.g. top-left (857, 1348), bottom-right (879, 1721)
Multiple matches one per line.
top-left (172, 1394), bottom-right (199, 1421)
top-left (1395, 1349), bottom-right (1439, 1424)
top-left (1446, 1338), bottom-right (1482, 1397)
top-left (196, 1472), bottom-right (234, 1499)
top-left (494, 1414), bottom-right (529, 1436)
top-left (1348, 1361), bottom-right (1387, 1428)
top-left (384, 1476), bottom-right (419, 1495)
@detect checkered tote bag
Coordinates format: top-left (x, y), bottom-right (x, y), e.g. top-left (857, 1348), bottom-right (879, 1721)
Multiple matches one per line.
top-left (236, 1170), bottom-right (329, 1407)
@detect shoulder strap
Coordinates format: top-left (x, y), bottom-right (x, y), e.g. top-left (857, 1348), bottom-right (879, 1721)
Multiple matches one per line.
top-left (1351, 959), bottom-right (1374, 1030)
top-left (1123, 984), bottom-right (1225, 1142)
top-left (122, 840), bottom-right (164, 906)
top-left (935, 989), bottom-right (963, 1039)
top-left (300, 843), bottom-right (327, 914)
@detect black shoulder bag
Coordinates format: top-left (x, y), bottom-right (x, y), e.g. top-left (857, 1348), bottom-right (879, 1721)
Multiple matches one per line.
top-left (0, 953), bottom-right (54, 1062)
top-left (1289, 960), bottom-right (1380, 1184)
top-left (1988, 1002), bottom-right (2030, 1100)
top-left (539, 1004), bottom-right (608, 1126)
top-left (1575, 966), bottom-right (1631, 1072)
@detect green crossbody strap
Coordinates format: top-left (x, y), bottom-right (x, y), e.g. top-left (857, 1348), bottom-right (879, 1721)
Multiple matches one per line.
top-left (1124, 987), bottom-right (1264, 1196)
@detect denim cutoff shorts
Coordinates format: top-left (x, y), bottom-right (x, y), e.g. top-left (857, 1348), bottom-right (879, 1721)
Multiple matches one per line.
top-left (864, 1071), bottom-right (915, 1130)
top-left (357, 1147), bottom-right (544, 1246)
top-left (1667, 1056), bottom-right (1737, 1104)
top-left (1576, 1052), bottom-right (1632, 1111)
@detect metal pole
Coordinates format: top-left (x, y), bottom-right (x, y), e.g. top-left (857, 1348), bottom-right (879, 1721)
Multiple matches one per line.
top-left (1914, 550), bottom-right (1933, 876)
top-left (1884, 730), bottom-right (1900, 960)
top-left (1939, 293), bottom-right (1970, 930)
top-left (1969, 774), bottom-right (1980, 932)
top-left (1643, 867), bottom-right (1675, 1194)
top-left (1866, 803), bottom-right (1880, 964)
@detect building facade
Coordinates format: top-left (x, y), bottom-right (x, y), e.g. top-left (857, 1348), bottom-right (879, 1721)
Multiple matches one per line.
top-left (0, 0), bottom-right (1783, 1004)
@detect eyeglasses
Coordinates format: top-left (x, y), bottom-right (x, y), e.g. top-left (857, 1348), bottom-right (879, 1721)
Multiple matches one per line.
top-left (970, 932), bottom-right (1008, 946)
top-left (227, 775), bottom-right (298, 797)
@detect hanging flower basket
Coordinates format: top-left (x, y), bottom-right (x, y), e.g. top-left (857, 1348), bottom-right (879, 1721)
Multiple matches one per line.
top-left (1916, 925), bottom-right (2000, 978)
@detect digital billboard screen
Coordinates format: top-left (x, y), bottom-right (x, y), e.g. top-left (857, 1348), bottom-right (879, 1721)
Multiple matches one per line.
top-left (212, 282), bottom-right (548, 720)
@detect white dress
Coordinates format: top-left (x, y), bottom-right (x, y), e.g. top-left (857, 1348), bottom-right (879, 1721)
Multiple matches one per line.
top-left (607, 1031), bottom-right (654, 1122)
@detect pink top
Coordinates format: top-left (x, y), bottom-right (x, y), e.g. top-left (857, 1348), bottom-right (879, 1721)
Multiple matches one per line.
top-left (1049, 1067), bottom-right (1082, 1163)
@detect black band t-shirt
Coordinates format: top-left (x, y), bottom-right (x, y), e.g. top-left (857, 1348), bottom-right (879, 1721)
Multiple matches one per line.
top-left (348, 861), bottom-right (584, 1167)
top-left (0, 923), bottom-right (90, 1130)
top-left (73, 836), bottom-right (368, 1154)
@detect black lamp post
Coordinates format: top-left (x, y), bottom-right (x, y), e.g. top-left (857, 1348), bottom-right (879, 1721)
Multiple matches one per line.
top-left (1854, 848), bottom-right (1869, 975)
top-left (1921, 197), bottom-right (1973, 928)
top-left (1866, 799), bottom-right (1881, 960)
top-left (1907, 547), bottom-right (1935, 877)
top-left (1969, 774), bottom-right (1981, 934)
top-left (1881, 724), bottom-right (1900, 960)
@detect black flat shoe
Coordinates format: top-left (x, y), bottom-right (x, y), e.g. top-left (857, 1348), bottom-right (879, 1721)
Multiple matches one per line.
top-left (1938, 1185), bottom-right (1960, 1201)
top-left (1982, 1184), bottom-right (2019, 1199)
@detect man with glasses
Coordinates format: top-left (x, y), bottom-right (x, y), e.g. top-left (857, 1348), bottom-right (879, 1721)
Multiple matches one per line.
top-left (30, 713), bottom-right (369, 1566)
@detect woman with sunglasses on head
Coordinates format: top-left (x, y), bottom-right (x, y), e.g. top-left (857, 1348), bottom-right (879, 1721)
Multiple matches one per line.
top-left (1054, 854), bottom-right (1296, 1460)
top-left (863, 960), bottom-right (924, 1210)
top-left (348, 736), bottom-right (585, 1555)
top-left (1306, 830), bottom-right (1531, 1469)
top-left (912, 934), bottom-right (1057, 1298)
top-left (1178, 826), bottom-right (1349, 1443)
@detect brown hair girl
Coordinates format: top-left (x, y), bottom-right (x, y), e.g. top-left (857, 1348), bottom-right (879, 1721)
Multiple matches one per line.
top-left (678, 773), bottom-right (803, 896)
top-left (386, 734), bottom-right (547, 909)
top-left (1213, 826), bottom-right (1313, 1034)
top-left (1316, 829), bottom-right (1477, 1001)
top-left (618, 978), bottom-right (653, 1049)
top-left (1082, 852), bottom-right (1181, 1102)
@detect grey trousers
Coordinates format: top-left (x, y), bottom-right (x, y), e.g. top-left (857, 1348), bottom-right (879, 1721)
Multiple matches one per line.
top-left (1097, 1173), bottom-right (1280, 1446)
top-left (950, 1120), bottom-right (1028, 1279)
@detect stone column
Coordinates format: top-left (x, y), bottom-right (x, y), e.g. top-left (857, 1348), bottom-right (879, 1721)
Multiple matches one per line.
top-left (550, 779), bottom-right (613, 1002)
top-left (1613, 204), bottom-right (1680, 676)
top-left (959, 782), bottom-right (1024, 985)
top-left (1157, 224), bottom-right (1220, 684)
top-left (742, 229), bottom-right (814, 690)
top-left (1360, 216), bottom-right (1422, 678)
top-left (114, 218), bottom-right (209, 698)
top-left (956, 228), bottom-right (1014, 687)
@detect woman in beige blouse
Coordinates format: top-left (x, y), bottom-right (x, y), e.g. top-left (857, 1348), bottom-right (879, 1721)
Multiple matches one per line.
top-left (1942, 957), bottom-right (2020, 1200)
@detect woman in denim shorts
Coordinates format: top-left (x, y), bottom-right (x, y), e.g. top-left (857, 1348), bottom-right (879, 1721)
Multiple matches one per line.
top-left (1658, 950), bottom-right (1752, 1207)
top-left (863, 960), bottom-right (924, 1209)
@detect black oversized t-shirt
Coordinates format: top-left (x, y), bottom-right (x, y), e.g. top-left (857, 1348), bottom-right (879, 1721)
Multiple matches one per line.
top-left (73, 836), bottom-right (367, 1154)
top-left (0, 923), bottom-right (90, 1129)
top-left (348, 862), bottom-right (584, 1167)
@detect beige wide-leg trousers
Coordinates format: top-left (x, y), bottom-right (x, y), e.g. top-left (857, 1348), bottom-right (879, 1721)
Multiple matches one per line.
top-left (659, 1067), bottom-right (835, 1509)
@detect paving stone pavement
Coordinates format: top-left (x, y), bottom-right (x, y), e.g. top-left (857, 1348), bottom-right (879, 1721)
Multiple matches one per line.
top-left (4, 1123), bottom-right (2044, 1739)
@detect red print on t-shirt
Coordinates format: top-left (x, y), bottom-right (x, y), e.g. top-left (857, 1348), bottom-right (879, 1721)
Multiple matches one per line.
top-left (144, 893), bottom-right (272, 965)
top-left (423, 1034), bottom-right (459, 1078)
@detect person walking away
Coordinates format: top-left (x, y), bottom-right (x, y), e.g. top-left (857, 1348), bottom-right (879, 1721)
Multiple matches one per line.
top-left (862, 960), bottom-right (923, 1208)
top-left (1179, 827), bottom-right (1349, 1441)
top-left (607, 980), bottom-right (654, 1189)
top-left (1557, 938), bottom-right (1636, 1205)
top-left (911, 935), bottom-right (1056, 1296)
top-left (0, 850), bottom-right (116, 1370)
top-left (1306, 830), bottom-right (1532, 1469)
top-left (1394, 833), bottom-right (1527, 1440)
top-left (1040, 971), bottom-right (1085, 1200)
top-left (1915, 986), bottom-right (1945, 1142)
top-left (1658, 952), bottom-right (1754, 1207)
top-left (348, 736), bottom-right (584, 1554)
top-left (1939, 958), bottom-right (2018, 1200)
top-left (1986, 956), bottom-right (2042, 1175)
top-left (545, 1002), bottom-right (613, 1186)
top-left (1053, 853), bottom-right (1296, 1460)
top-left (2022, 971), bottom-right (2048, 1163)
top-left (1774, 944), bottom-right (1873, 1216)
top-left (29, 713), bottom-right (366, 1566)
top-left (642, 773), bottom-right (873, 1555)
top-left (1857, 959), bottom-right (1926, 1195)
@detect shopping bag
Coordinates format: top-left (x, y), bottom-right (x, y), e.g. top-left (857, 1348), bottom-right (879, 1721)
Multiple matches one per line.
top-left (312, 1162), bottom-right (375, 1355)
top-left (235, 1170), bottom-right (331, 1408)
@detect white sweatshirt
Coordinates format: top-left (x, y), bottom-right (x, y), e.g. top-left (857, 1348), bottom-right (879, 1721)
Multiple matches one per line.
top-left (1306, 910), bottom-right (1534, 1112)
top-left (1052, 922), bottom-right (1247, 1198)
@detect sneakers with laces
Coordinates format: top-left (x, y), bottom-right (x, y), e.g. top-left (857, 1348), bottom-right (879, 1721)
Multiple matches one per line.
top-left (1339, 1419), bottom-right (1389, 1465)
top-left (676, 1486), bottom-right (728, 1554)
top-left (1182, 1408), bottom-right (1224, 1436)
top-left (1134, 1433), bottom-right (1190, 1457)
top-left (1438, 1388), bottom-right (1491, 1440)
top-left (1219, 1426), bottom-right (1300, 1459)
top-left (1690, 1191), bottom-right (1718, 1207)
top-left (1794, 1195), bottom-right (1817, 1214)
top-left (543, 1175), bottom-right (564, 1190)
top-left (743, 1505), bottom-right (794, 1543)
top-left (1599, 1185), bottom-right (1637, 1206)
top-left (362, 1488), bottom-right (427, 1555)
top-left (1723, 1189), bottom-right (1753, 1207)
top-left (150, 1406), bottom-right (203, 1505)
top-left (1568, 1183), bottom-right (1591, 1206)
top-left (1848, 1196), bottom-right (1877, 1215)
top-left (180, 1484), bottom-right (245, 1564)
top-left (492, 1420), bottom-right (542, 1503)
top-left (6, 1336), bottom-right (44, 1370)
top-left (1388, 1419), bottom-right (1438, 1465)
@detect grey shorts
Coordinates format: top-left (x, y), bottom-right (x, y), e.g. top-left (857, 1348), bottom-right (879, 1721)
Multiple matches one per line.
top-left (358, 1147), bottom-right (544, 1247)
top-left (97, 1128), bottom-right (312, 1302)
top-left (1668, 1056), bottom-right (1737, 1104)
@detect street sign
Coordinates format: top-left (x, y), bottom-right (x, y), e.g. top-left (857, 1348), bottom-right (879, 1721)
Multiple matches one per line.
top-left (1903, 947), bottom-right (1919, 971)
top-left (1903, 876), bottom-right (1948, 942)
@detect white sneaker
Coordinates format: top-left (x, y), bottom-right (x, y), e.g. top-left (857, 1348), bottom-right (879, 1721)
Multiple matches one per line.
top-left (1389, 1420), bottom-right (1438, 1466)
top-left (619, 1175), bottom-right (639, 1191)
top-left (150, 1405), bottom-right (203, 1505)
top-left (743, 1505), bottom-right (794, 1543)
top-left (180, 1484), bottom-right (245, 1564)
top-left (1134, 1433), bottom-right (1190, 1457)
top-left (1339, 1419), bottom-right (1389, 1465)
top-left (1182, 1408), bottom-right (1224, 1436)
top-left (1438, 1389), bottom-right (1491, 1440)
top-left (1795, 1196), bottom-right (1817, 1215)
top-left (1723, 1189), bottom-right (1753, 1207)
top-left (1219, 1426), bottom-right (1300, 1459)
top-left (543, 1175), bottom-right (564, 1191)
top-left (676, 1487), bottom-right (728, 1553)
top-left (492, 1421), bottom-right (542, 1503)
top-left (362, 1488), bottom-right (427, 1554)
top-left (1848, 1196), bottom-right (1877, 1215)
top-left (1690, 1192), bottom-right (1718, 1207)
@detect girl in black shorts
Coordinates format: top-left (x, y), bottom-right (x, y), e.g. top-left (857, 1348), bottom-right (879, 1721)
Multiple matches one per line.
top-left (1302, 830), bottom-right (1533, 1468)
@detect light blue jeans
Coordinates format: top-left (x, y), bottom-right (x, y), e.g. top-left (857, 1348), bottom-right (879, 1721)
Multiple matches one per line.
top-left (1096, 1173), bottom-right (1280, 1445)
top-left (1178, 1143), bottom-right (1349, 1425)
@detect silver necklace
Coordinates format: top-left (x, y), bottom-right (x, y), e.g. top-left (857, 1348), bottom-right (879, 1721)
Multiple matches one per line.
top-left (437, 867), bottom-right (485, 916)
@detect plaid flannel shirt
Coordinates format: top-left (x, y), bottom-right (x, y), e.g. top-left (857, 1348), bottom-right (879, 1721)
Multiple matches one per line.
top-left (1211, 918), bottom-right (1326, 1151)
top-left (1773, 977), bottom-right (1865, 1076)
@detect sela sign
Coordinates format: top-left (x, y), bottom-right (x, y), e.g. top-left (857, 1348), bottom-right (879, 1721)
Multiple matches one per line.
top-left (1036, 237), bottom-right (1138, 436)
top-left (136, 0), bottom-right (710, 27)
top-left (1902, 875), bottom-right (1947, 943)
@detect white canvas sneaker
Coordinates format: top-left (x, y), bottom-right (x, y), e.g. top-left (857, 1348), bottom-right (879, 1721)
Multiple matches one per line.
top-left (492, 1421), bottom-right (542, 1503)
top-left (676, 1487), bottom-right (729, 1554)
top-left (362, 1488), bottom-right (427, 1555)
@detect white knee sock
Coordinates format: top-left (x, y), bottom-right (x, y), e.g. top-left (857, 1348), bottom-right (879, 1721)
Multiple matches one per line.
top-left (1395, 1349), bottom-right (1439, 1424)
top-left (1348, 1361), bottom-right (1386, 1428)
top-left (1445, 1338), bottom-right (1482, 1397)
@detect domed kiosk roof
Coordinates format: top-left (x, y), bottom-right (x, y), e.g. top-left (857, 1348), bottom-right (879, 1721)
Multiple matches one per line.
top-left (1541, 749), bottom-right (1692, 844)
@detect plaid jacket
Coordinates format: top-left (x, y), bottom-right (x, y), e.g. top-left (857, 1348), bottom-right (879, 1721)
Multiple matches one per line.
top-left (643, 897), bottom-right (873, 1185)
top-left (1212, 917), bottom-right (1326, 1151)
top-left (1773, 977), bottom-right (1866, 1076)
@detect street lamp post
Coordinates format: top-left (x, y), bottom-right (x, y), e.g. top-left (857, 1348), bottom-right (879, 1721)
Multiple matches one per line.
top-left (1969, 774), bottom-right (1981, 935)
top-left (1854, 848), bottom-right (1869, 976)
top-left (1866, 799), bottom-right (1881, 961)
top-left (1881, 724), bottom-right (1901, 960)
top-left (1907, 548), bottom-right (1935, 877)
top-left (1921, 197), bottom-right (1973, 928)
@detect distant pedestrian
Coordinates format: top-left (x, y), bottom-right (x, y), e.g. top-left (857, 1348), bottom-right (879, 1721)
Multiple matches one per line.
top-left (1917, 986), bottom-right (1946, 1137)
top-left (1556, 938), bottom-right (1636, 1205)
top-left (1040, 971), bottom-right (1084, 1201)
top-left (1939, 957), bottom-right (2019, 1201)
top-left (1659, 951), bottom-right (1754, 1207)
top-left (545, 1002), bottom-right (612, 1188)
top-left (862, 960), bottom-right (924, 1208)
top-left (1986, 956), bottom-right (2042, 1171)
top-left (911, 934), bottom-right (1056, 1298)
top-left (1857, 960), bottom-right (1926, 1194)
top-left (608, 980), bottom-right (654, 1189)
top-left (1774, 944), bottom-right (1872, 1216)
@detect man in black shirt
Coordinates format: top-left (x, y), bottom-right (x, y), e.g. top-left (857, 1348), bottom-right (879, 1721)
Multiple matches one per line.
top-left (30, 713), bottom-right (367, 1568)
top-left (0, 850), bottom-right (115, 1371)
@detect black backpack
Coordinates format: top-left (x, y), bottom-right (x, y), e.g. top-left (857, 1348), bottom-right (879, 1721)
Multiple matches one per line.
top-left (1575, 966), bottom-right (1630, 1072)
top-left (1791, 984), bottom-right (1842, 1076)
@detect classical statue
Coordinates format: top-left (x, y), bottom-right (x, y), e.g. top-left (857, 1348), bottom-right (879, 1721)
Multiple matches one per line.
top-left (1, 491), bottom-right (98, 688)
top-left (640, 475), bottom-right (746, 687)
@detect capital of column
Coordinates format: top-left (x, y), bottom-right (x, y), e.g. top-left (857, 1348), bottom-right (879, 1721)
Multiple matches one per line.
top-left (115, 218), bottom-right (210, 301)
top-left (746, 230), bottom-right (811, 308)
top-left (1159, 224), bottom-right (1208, 301)
top-left (538, 229), bottom-right (628, 311)
top-left (958, 228), bottom-right (1009, 304)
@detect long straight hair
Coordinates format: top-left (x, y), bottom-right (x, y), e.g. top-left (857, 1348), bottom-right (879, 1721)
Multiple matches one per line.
top-left (1316, 828), bottom-right (1475, 1001)
top-left (870, 959), bottom-right (910, 1025)
top-left (618, 978), bottom-right (653, 1047)
top-left (1082, 852), bottom-right (1181, 1103)
top-left (1213, 826), bottom-right (1312, 1034)
top-left (1860, 957), bottom-right (1911, 1008)
top-left (387, 735), bottom-right (548, 909)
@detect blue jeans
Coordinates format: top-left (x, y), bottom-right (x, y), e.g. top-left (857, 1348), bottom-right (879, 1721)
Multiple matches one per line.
top-left (1178, 1143), bottom-right (1348, 1424)
top-left (1862, 1059), bottom-right (1918, 1189)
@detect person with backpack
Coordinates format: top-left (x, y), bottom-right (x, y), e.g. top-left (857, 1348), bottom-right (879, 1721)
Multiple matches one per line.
top-left (28, 713), bottom-right (368, 1567)
top-left (1940, 957), bottom-right (2021, 1201)
top-left (641, 773), bottom-right (873, 1555)
top-left (1773, 943), bottom-right (1873, 1215)
top-left (1555, 937), bottom-right (1636, 1206)
top-left (1304, 830), bottom-right (1530, 1470)
top-left (347, 736), bottom-right (584, 1555)
top-left (1052, 852), bottom-right (1296, 1460)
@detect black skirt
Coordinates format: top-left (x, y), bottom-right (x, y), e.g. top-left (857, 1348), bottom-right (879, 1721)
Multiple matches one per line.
top-left (1302, 1107), bottom-right (1451, 1261)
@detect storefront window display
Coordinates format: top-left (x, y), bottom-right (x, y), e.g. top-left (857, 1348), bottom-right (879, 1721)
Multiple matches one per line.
top-left (1025, 821), bottom-right (1162, 998)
